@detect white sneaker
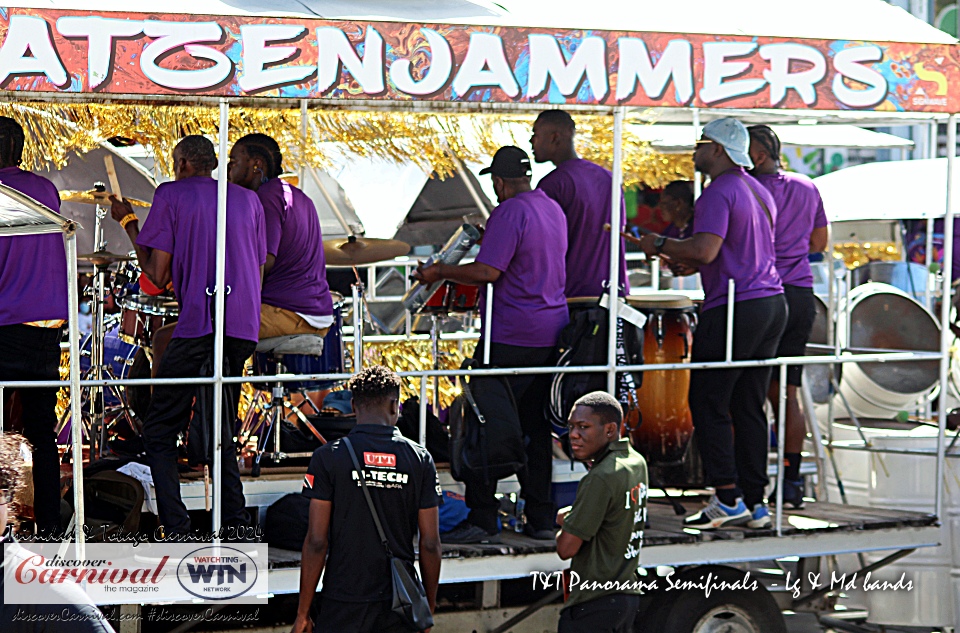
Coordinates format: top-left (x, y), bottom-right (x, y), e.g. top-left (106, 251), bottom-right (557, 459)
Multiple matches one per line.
top-left (683, 495), bottom-right (751, 529)
top-left (747, 503), bottom-right (772, 529)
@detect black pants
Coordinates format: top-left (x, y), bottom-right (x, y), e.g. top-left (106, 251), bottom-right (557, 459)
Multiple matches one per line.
top-left (558, 594), bottom-right (641, 633)
top-left (143, 334), bottom-right (255, 536)
top-left (315, 597), bottom-right (417, 633)
top-left (775, 285), bottom-right (817, 386)
top-left (689, 295), bottom-right (787, 507)
top-left (465, 342), bottom-right (555, 533)
top-left (0, 324), bottom-right (62, 534)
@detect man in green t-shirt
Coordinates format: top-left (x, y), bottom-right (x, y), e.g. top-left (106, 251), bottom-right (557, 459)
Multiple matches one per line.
top-left (556, 392), bottom-right (649, 633)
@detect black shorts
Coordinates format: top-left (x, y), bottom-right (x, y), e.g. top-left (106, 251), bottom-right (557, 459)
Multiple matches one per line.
top-left (558, 593), bottom-right (641, 633)
top-left (775, 285), bottom-right (817, 386)
top-left (315, 597), bottom-right (417, 633)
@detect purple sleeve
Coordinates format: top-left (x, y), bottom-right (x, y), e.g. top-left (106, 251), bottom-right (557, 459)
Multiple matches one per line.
top-left (813, 191), bottom-right (828, 229)
top-left (259, 188), bottom-right (284, 257)
top-left (301, 448), bottom-right (332, 501)
top-left (475, 207), bottom-right (521, 272)
top-left (254, 197), bottom-right (267, 266)
top-left (692, 187), bottom-right (730, 240)
top-left (537, 171), bottom-right (572, 208)
top-left (41, 179), bottom-right (61, 213)
top-left (136, 187), bottom-right (175, 254)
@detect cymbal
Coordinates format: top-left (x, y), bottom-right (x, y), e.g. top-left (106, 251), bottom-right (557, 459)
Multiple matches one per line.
top-left (78, 250), bottom-right (134, 266)
top-left (60, 189), bottom-right (150, 207)
top-left (324, 236), bottom-right (410, 267)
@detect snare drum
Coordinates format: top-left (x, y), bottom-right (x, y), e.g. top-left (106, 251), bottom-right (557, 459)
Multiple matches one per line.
top-left (253, 292), bottom-right (346, 391)
top-left (624, 295), bottom-right (697, 465)
top-left (119, 295), bottom-right (179, 348)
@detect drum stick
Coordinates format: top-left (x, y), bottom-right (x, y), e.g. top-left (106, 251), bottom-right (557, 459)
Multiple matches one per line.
top-left (603, 223), bottom-right (650, 246)
top-left (103, 155), bottom-right (123, 201)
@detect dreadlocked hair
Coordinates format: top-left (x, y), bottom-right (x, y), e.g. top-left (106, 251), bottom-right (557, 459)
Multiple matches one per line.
top-left (572, 391), bottom-right (623, 427)
top-left (747, 125), bottom-right (782, 167)
top-left (175, 135), bottom-right (218, 173)
top-left (235, 134), bottom-right (284, 180)
top-left (349, 365), bottom-right (402, 409)
top-left (0, 433), bottom-right (28, 495)
top-left (0, 116), bottom-right (25, 168)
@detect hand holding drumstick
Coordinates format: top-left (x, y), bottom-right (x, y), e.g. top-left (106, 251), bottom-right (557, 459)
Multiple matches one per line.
top-left (605, 224), bottom-right (698, 276)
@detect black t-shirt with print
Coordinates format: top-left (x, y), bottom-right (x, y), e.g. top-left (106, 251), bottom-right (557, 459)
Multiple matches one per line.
top-left (301, 424), bottom-right (442, 603)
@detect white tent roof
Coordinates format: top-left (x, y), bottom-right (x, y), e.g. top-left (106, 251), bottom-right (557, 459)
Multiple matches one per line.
top-left (0, 183), bottom-right (73, 236)
top-left (813, 158), bottom-right (950, 222)
top-left (634, 124), bottom-right (914, 153)
top-left (6, 0), bottom-right (954, 43)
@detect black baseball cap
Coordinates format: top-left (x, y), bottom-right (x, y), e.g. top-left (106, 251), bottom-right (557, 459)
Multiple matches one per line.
top-left (479, 146), bottom-right (532, 178)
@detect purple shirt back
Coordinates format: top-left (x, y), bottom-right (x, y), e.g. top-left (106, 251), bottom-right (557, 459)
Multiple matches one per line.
top-left (537, 159), bottom-right (630, 298)
top-left (137, 177), bottom-right (266, 342)
top-left (258, 178), bottom-right (333, 317)
top-left (475, 189), bottom-right (569, 347)
top-left (0, 167), bottom-right (67, 326)
top-left (754, 171), bottom-right (828, 288)
top-left (694, 168), bottom-right (783, 311)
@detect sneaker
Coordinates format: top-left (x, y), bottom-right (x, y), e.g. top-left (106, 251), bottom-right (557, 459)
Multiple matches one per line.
top-left (523, 525), bottom-right (557, 540)
top-left (441, 521), bottom-right (502, 545)
top-left (683, 495), bottom-right (751, 529)
top-left (747, 504), bottom-right (772, 529)
top-left (769, 477), bottom-right (806, 509)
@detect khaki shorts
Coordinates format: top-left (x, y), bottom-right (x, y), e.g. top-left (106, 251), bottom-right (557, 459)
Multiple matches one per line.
top-left (259, 304), bottom-right (329, 340)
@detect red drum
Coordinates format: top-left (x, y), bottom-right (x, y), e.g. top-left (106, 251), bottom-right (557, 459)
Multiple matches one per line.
top-left (119, 295), bottom-right (179, 348)
top-left (423, 281), bottom-right (480, 314)
top-left (623, 295), bottom-right (697, 465)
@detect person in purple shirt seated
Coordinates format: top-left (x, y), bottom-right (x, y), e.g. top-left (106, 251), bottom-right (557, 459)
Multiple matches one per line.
top-left (639, 118), bottom-right (786, 530)
top-left (659, 180), bottom-right (694, 240)
top-left (531, 110), bottom-right (629, 298)
top-left (414, 146), bottom-right (568, 544)
top-left (227, 134), bottom-right (334, 341)
top-left (111, 136), bottom-right (266, 537)
top-left (0, 117), bottom-right (67, 537)
top-left (748, 125), bottom-right (829, 510)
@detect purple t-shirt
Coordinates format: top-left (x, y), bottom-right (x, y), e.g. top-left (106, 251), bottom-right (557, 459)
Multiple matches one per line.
top-left (754, 171), bottom-right (828, 288)
top-left (258, 178), bottom-right (333, 317)
top-left (538, 159), bottom-right (630, 298)
top-left (0, 167), bottom-right (67, 326)
top-left (137, 177), bottom-right (266, 342)
top-left (475, 189), bottom-right (569, 347)
top-left (694, 168), bottom-right (783, 311)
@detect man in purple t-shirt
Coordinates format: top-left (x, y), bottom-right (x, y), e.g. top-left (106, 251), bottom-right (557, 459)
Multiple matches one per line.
top-left (638, 118), bottom-right (786, 530)
top-left (531, 109), bottom-right (629, 298)
top-left (0, 117), bottom-right (67, 536)
top-left (749, 125), bottom-right (829, 509)
top-left (227, 134), bottom-right (334, 341)
top-left (111, 136), bottom-right (266, 537)
top-left (414, 146), bottom-right (568, 544)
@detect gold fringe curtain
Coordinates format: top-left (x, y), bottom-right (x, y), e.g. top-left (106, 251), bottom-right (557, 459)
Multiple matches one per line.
top-left (0, 102), bottom-right (692, 189)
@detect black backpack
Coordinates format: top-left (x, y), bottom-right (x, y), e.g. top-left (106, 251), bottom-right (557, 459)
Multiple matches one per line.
top-left (448, 359), bottom-right (526, 484)
top-left (265, 493), bottom-right (311, 551)
top-left (546, 305), bottom-right (644, 434)
top-left (398, 396), bottom-right (451, 463)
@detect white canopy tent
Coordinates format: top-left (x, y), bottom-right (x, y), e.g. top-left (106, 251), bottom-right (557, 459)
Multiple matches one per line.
top-left (640, 124), bottom-right (915, 154)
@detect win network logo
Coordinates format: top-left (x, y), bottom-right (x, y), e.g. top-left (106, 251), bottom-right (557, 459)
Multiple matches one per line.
top-left (177, 547), bottom-right (259, 600)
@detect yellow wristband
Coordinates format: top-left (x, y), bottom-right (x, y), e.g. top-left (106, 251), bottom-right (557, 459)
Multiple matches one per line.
top-left (119, 213), bottom-right (138, 229)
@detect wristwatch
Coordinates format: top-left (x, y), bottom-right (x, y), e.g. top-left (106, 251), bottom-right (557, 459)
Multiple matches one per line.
top-left (653, 235), bottom-right (667, 255)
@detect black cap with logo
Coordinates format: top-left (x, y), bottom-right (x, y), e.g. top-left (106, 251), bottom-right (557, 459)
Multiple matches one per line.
top-left (479, 146), bottom-right (532, 178)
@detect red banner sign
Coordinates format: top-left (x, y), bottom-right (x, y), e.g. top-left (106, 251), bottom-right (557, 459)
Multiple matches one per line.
top-left (0, 8), bottom-right (956, 112)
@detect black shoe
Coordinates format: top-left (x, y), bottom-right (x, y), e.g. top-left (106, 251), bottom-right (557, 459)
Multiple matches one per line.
top-left (769, 478), bottom-right (806, 509)
top-left (523, 525), bottom-right (557, 540)
top-left (442, 522), bottom-right (502, 545)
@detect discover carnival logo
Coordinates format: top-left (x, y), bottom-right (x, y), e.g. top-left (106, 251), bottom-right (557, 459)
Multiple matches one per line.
top-left (176, 546), bottom-right (259, 601)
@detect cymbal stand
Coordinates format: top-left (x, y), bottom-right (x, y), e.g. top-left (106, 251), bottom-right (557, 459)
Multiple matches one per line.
top-left (87, 197), bottom-right (110, 457)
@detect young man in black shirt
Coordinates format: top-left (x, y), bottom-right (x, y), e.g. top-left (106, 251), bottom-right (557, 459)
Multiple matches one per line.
top-left (293, 366), bottom-right (442, 633)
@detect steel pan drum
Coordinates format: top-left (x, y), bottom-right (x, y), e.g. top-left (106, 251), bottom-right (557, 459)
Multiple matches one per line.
top-left (803, 294), bottom-right (838, 405)
top-left (851, 261), bottom-right (929, 303)
top-left (837, 282), bottom-right (940, 418)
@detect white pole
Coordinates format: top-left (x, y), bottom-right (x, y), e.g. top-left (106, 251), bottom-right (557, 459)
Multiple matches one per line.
top-left (66, 229), bottom-right (85, 552)
top-left (299, 99), bottom-right (308, 187)
top-left (776, 363), bottom-right (787, 537)
top-left (419, 378), bottom-right (428, 447)
top-left (607, 107), bottom-right (625, 393)
top-left (725, 279), bottom-right (735, 362)
top-left (483, 283), bottom-right (493, 365)
top-left (692, 108), bottom-right (702, 200)
top-left (926, 121), bottom-right (937, 311)
top-left (936, 114), bottom-right (956, 520)
top-left (352, 283), bottom-right (363, 372)
top-left (212, 99), bottom-right (230, 542)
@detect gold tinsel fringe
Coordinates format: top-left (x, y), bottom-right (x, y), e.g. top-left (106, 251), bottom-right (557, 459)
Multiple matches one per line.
top-left (0, 102), bottom-right (692, 190)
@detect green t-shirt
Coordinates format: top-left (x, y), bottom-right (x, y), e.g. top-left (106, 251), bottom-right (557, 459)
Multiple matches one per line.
top-left (561, 438), bottom-right (649, 608)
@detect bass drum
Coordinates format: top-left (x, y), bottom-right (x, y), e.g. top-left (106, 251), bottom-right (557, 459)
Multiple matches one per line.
top-left (837, 282), bottom-right (940, 418)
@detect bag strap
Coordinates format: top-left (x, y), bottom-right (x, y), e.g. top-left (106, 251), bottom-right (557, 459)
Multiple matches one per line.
top-left (735, 172), bottom-right (774, 231)
top-left (342, 437), bottom-right (394, 557)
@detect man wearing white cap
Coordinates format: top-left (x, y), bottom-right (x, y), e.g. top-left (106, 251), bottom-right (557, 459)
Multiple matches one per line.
top-left (638, 118), bottom-right (786, 530)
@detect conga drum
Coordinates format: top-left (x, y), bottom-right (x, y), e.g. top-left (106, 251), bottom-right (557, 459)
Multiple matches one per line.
top-left (624, 295), bottom-right (696, 465)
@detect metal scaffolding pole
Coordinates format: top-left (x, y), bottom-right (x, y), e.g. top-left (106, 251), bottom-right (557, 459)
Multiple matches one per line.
top-left (607, 107), bottom-right (625, 393)
top-left (212, 99), bottom-right (230, 540)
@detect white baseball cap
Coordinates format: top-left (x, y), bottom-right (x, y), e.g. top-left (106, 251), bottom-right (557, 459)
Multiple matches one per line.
top-left (702, 118), bottom-right (753, 169)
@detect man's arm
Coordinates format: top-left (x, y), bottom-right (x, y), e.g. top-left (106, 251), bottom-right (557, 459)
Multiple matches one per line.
top-left (264, 254), bottom-right (277, 276)
top-left (639, 232), bottom-right (724, 267)
top-left (292, 499), bottom-right (332, 633)
top-left (417, 507), bottom-right (442, 612)
top-left (110, 196), bottom-right (173, 288)
top-left (809, 226), bottom-right (829, 254)
top-left (413, 262), bottom-right (501, 286)
top-left (555, 507), bottom-right (584, 560)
